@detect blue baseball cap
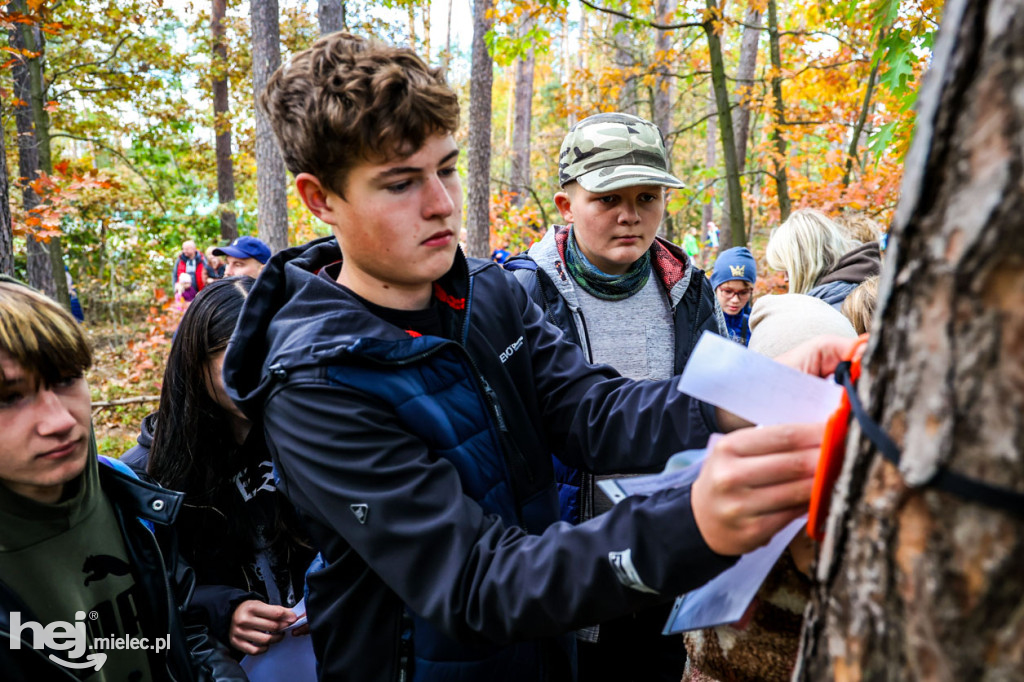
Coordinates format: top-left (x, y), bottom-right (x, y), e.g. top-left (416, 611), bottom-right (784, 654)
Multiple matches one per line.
top-left (213, 236), bottom-right (271, 264)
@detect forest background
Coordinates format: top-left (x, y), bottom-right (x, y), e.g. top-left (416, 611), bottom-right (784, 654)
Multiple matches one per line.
top-left (0, 0), bottom-right (939, 452)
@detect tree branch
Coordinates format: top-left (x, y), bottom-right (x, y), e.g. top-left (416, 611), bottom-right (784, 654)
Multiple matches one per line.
top-left (578, 0), bottom-right (703, 30)
top-left (91, 395), bottom-right (160, 409)
top-left (49, 132), bottom-right (167, 212)
top-left (48, 34), bottom-right (130, 82)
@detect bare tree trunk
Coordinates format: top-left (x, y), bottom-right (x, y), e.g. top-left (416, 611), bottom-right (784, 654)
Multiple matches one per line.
top-left (465, 0), bottom-right (494, 259)
top-left (798, 0), bottom-right (1024, 678)
top-left (653, 0), bottom-right (677, 240)
top-left (318, 0), bottom-right (345, 34)
top-left (251, 0), bottom-right (289, 254)
top-left (702, 94), bottom-right (717, 231)
top-left (442, 0), bottom-right (453, 71)
top-left (704, 0), bottom-right (745, 250)
top-left (10, 4), bottom-right (68, 306)
top-left (841, 29), bottom-right (884, 188)
top-left (509, 12), bottom-right (536, 210)
top-left (212, 0), bottom-right (238, 242)
top-left (721, 5), bottom-right (760, 245)
top-left (0, 121), bottom-right (12, 277)
top-left (766, 0), bottom-right (791, 220)
top-left (614, 20), bottom-right (638, 115)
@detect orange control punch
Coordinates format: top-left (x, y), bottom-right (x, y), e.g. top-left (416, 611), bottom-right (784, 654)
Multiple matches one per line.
top-left (807, 334), bottom-right (870, 541)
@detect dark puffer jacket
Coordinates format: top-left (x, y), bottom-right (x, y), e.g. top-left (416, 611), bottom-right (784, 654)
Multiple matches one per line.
top-left (221, 237), bottom-right (733, 682)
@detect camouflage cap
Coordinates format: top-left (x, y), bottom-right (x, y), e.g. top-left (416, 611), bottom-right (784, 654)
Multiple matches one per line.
top-left (559, 112), bottom-right (684, 192)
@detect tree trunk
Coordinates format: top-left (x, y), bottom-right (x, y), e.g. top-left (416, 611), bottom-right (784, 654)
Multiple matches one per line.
top-left (841, 29), bottom-right (884, 188)
top-left (614, 19), bottom-right (638, 115)
top-left (212, 0), bottom-right (238, 242)
top-left (509, 13), bottom-right (536, 210)
top-left (0, 121), bottom-right (12, 277)
top-left (653, 0), bottom-right (676, 240)
top-left (465, 0), bottom-right (494, 259)
top-left (318, 0), bottom-right (345, 35)
top-left (10, 4), bottom-right (68, 306)
top-left (702, 94), bottom-right (717, 231)
top-left (704, 0), bottom-right (745, 250)
top-left (721, 5), bottom-right (760, 244)
top-left (798, 0), bottom-right (1024, 678)
top-left (250, 0), bottom-right (289, 254)
top-left (766, 0), bottom-right (791, 220)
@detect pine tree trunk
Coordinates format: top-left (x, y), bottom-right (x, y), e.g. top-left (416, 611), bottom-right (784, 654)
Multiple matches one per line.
top-left (509, 13), bottom-right (535, 210)
top-left (721, 6), bottom-right (760, 244)
top-left (797, 0), bottom-right (1024, 678)
top-left (702, 94), bottom-right (716, 232)
top-left (0, 121), bottom-right (12, 277)
top-left (318, 0), bottom-right (345, 35)
top-left (251, 0), bottom-right (289, 254)
top-left (465, 0), bottom-right (494, 259)
top-left (653, 0), bottom-right (676, 240)
top-left (212, 0), bottom-right (238, 242)
top-left (766, 0), bottom-right (791, 220)
top-left (9, 5), bottom-right (68, 306)
top-left (704, 0), bottom-right (744, 250)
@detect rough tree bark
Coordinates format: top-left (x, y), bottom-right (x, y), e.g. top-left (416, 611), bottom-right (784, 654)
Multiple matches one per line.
top-left (250, 0), bottom-right (289, 254)
top-left (797, 0), bottom-right (1024, 679)
top-left (211, 0), bottom-right (238, 242)
top-left (465, 0), bottom-right (494, 259)
top-left (509, 12), bottom-right (536, 210)
top-left (704, 0), bottom-right (745, 250)
top-left (766, 0), bottom-right (791, 220)
top-left (318, 0), bottom-right (345, 35)
top-left (0, 121), bottom-right (12, 277)
top-left (9, 3), bottom-right (68, 306)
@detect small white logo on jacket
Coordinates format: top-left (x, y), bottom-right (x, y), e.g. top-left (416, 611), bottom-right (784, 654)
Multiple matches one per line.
top-left (350, 503), bottom-right (369, 524)
top-left (499, 336), bottom-right (524, 364)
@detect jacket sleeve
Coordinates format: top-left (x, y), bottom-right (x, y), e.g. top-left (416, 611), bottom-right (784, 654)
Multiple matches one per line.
top-left (264, 382), bottom-right (735, 647)
top-left (165, 539), bottom-right (249, 681)
top-left (504, 273), bottom-right (719, 474)
top-left (190, 583), bottom-right (261, 647)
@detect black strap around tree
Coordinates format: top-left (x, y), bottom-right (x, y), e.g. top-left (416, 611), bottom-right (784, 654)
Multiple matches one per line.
top-left (835, 361), bottom-right (1024, 519)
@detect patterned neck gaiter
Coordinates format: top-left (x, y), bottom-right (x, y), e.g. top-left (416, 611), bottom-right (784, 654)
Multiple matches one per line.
top-left (564, 227), bottom-right (651, 301)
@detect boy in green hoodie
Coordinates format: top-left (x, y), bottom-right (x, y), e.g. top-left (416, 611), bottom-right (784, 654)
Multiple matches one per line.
top-left (0, 278), bottom-right (244, 682)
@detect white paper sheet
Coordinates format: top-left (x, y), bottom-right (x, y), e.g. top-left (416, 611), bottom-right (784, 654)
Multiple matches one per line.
top-left (677, 331), bottom-right (843, 425)
top-left (240, 600), bottom-right (316, 681)
top-left (663, 517), bottom-right (807, 634)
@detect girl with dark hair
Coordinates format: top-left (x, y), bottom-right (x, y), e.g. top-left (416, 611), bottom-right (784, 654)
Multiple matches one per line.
top-left (122, 277), bottom-right (315, 657)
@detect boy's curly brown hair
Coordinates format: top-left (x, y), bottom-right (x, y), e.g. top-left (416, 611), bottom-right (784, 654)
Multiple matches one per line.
top-left (259, 33), bottom-right (461, 199)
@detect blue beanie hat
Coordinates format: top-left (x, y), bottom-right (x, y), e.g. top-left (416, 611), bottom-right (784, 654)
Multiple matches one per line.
top-left (711, 247), bottom-right (757, 290)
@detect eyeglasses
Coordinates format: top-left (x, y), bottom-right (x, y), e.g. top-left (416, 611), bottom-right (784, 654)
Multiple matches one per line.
top-left (718, 287), bottom-right (752, 301)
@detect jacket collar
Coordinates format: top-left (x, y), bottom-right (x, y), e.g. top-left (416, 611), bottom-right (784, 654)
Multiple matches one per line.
top-left (98, 465), bottom-right (183, 526)
top-left (529, 225), bottom-right (696, 309)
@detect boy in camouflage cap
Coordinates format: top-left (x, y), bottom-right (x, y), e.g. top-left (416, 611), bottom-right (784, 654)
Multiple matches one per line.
top-left (507, 112), bottom-right (724, 681)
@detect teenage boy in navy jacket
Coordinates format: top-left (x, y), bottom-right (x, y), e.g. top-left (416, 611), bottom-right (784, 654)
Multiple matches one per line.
top-left (222, 32), bottom-right (856, 682)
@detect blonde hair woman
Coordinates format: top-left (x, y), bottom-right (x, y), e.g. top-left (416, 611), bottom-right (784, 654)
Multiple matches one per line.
top-left (766, 208), bottom-right (880, 309)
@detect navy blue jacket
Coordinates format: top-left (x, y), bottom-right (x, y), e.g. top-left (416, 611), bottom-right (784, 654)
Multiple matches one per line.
top-left (222, 237), bottom-right (733, 682)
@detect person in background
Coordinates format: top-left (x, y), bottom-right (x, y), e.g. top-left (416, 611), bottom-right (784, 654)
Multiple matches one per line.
top-left (0, 278), bottom-right (246, 681)
top-left (834, 211), bottom-right (883, 245)
top-left (683, 292), bottom-right (857, 682)
top-left (213, 236), bottom-right (272, 279)
top-left (765, 207), bottom-right (881, 310)
top-left (710, 246), bottom-right (757, 346)
top-left (505, 111), bottom-right (723, 681)
top-left (64, 265), bottom-right (85, 322)
top-left (841, 275), bottom-right (879, 334)
top-left (123, 277), bottom-right (315, 657)
top-left (174, 239), bottom-right (207, 292)
top-left (174, 272), bottom-right (198, 306)
top-left (205, 246), bottom-right (227, 279)
top-left (683, 228), bottom-right (702, 269)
